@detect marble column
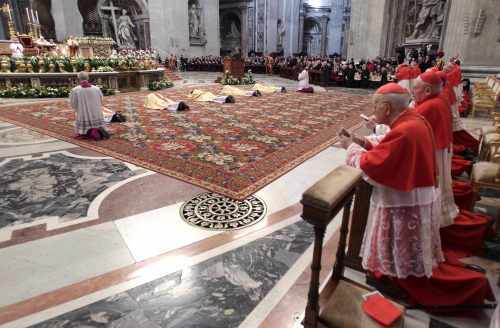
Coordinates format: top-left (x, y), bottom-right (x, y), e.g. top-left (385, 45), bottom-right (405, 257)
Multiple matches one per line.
top-left (241, 6), bottom-right (248, 57)
top-left (320, 15), bottom-right (329, 56)
top-left (442, 0), bottom-right (500, 77)
top-left (347, 0), bottom-right (388, 60)
top-left (51, 0), bottom-right (83, 41)
top-left (298, 7), bottom-right (305, 53)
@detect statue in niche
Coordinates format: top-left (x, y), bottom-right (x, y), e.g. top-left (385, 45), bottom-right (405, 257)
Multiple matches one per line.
top-left (117, 9), bottom-right (137, 48)
top-left (227, 20), bottom-right (240, 39)
top-left (277, 19), bottom-right (285, 49)
top-left (409, 0), bottom-right (446, 40)
top-left (189, 3), bottom-right (201, 37)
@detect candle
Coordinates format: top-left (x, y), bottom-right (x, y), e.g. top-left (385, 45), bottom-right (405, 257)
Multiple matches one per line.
top-left (31, 9), bottom-right (36, 24)
top-left (35, 11), bottom-right (39, 24)
top-left (7, 5), bottom-right (12, 20)
top-left (26, 8), bottom-right (31, 23)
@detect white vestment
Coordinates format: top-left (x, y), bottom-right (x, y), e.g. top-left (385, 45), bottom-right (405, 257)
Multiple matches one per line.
top-left (436, 148), bottom-right (459, 226)
top-left (298, 69), bottom-right (310, 90)
top-left (70, 85), bottom-right (105, 135)
top-left (346, 143), bottom-right (444, 278)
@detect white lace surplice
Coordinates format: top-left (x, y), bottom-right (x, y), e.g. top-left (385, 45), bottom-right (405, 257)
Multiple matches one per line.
top-left (347, 143), bottom-right (444, 278)
top-left (436, 148), bottom-right (459, 227)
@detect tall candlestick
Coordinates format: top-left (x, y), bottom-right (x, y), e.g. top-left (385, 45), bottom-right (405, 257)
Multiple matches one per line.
top-left (35, 10), bottom-right (39, 24)
top-left (26, 8), bottom-right (31, 23)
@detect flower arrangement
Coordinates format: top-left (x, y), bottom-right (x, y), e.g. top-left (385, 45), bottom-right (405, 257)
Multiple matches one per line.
top-left (0, 85), bottom-right (70, 98)
top-left (0, 84), bottom-right (115, 98)
top-left (220, 70), bottom-right (255, 85)
top-left (148, 79), bottom-right (174, 91)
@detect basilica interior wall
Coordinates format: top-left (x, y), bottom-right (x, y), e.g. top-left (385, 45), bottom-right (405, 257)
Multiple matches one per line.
top-left (443, 0), bottom-right (500, 69)
top-left (52, 0), bottom-right (83, 41)
top-left (347, 0), bottom-right (387, 60)
top-left (149, 0), bottom-right (220, 58)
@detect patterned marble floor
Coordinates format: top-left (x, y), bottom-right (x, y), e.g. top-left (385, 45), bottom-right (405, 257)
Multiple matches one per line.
top-left (0, 73), bottom-right (498, 328)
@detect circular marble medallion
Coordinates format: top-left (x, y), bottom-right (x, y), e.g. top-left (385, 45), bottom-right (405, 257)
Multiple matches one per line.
top-left (180, 192), bottom-right (267, 231)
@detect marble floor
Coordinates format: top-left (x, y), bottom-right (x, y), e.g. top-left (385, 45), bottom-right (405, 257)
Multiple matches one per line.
top-left (0, 73), bottom-right (498, 328)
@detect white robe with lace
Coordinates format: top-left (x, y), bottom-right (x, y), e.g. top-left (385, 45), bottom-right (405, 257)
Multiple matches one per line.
top-left (346, 143), bottom-right (444, 278)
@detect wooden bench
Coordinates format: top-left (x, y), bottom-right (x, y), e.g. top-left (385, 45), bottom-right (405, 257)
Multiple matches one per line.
top-left (301, 165), bottom-right (404, 328)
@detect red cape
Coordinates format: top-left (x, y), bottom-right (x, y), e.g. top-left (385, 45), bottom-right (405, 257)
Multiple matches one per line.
top-left (360, 110), bottom-right (437, 192)
top-left (414, 96), bottom-right (452, 150)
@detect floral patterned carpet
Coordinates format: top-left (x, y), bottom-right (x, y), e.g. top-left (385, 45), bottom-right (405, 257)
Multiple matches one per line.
top-left (0, 86), bottom-right (371, 199)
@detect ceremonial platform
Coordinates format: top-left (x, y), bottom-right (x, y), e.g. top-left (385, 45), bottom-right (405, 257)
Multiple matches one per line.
top-left (0, 85), bottom-right (371, 199)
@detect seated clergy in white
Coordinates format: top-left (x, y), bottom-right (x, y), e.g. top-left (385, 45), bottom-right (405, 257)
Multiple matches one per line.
top-left (70, 72), bottom-right (106, 136)
top-left (340, 83), bottom-right (444, 278)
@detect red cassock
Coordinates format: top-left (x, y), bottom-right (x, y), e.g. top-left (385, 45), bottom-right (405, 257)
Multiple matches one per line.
top-left (453, 130), bottom-right (479, 155)
top-left (360, 110), bottom-right (437, 191)
top-left (414, 96), bottom-right (453, 150)
top-left (452, 180), bottom-right (476, 211)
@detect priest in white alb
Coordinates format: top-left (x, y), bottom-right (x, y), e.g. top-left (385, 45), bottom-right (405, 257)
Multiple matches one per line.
top-left (70, 72), bottom-right (106, 136)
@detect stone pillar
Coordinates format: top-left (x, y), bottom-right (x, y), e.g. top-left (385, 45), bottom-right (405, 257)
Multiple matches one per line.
top-left (298, 7), bottom-right (305, 53)
top-left (442, 0), bottom-right (500, 77)
top-left (347, 0), bottom-right (388, 60)
top-left (241, 6), bottom-right (248, 57)
top-left (51, 0), bottom-right (83, 41)
top-left (320, 16), bottom-right (329, 56)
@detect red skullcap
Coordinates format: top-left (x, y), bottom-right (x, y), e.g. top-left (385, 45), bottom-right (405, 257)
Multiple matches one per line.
top-left (396, 65), bottom-right (411, 81)
top-left (376, 83), bottom-right (409, 95)
top-left (419, 71), bottom-right (442, 85)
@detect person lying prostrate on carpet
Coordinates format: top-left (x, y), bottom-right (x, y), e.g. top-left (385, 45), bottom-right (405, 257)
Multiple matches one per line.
top-left (189, 89), bottom-right (235, 103)
top-left (297, 65), bottom-right (314, 93)
top-left (412, 70), bottom-right (458, 227)
top-left (252, 83), bottom-right (286, 94)
top-left (220, 85), bottom-right (261, 97)
top-left (144, 93), bottom-right (189, 111)
top-left (70, 71), bottom-right (108, 138)
top-left (341, 83), bottom-right (444, 279)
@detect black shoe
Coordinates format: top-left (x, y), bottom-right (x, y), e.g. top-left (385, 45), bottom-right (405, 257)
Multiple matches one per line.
top-left (225, 95), bottom-right (235, 103)
top-left (253, 90), bottom-right (262, 97)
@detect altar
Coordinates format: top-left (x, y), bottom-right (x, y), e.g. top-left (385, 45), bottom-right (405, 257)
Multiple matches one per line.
top-left (223, 57), bottom-right (245, 79)
top-left (0, 68), bottom-right (166, 93)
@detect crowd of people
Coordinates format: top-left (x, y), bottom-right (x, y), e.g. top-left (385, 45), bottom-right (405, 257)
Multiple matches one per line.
top-left (165, 52), bottom-right (453, 90)
top-left (339, 59), bottom-right (496, 312)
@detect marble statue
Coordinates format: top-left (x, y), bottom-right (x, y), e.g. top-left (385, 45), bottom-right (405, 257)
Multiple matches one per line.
top-left (117, 9), bottom-right (137, 48)
top-left (277, 19), bottom-right (285, 49)
top-left (409, 0), bottom-right (445, 40)
top-left (227, 21), bottom-right (240, 39)
top-left (189, 3), bottom-right (201, 38)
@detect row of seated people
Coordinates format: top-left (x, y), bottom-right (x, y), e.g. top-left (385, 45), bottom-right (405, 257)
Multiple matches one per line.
top-left (335, 61), bottom-right (496, 318)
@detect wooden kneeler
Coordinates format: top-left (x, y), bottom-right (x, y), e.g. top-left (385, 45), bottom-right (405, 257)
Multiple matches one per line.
top-left (301, 165), bottom-right (404, 328)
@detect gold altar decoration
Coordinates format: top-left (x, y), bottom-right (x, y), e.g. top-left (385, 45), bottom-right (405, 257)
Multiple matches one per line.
top-left (75, 37), bottom-right (114, 59)
top-left (1, 4), bottom-right (18, 40)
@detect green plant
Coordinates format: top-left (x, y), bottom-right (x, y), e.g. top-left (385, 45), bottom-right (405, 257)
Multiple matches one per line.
top-left (148, 79), bottom-right (174, 91)
top-left (220, 70), bottom-right (255, 86)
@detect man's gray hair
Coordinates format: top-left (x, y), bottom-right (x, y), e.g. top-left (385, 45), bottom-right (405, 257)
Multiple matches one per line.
top-left (415, 76), bottom-right (441, 96)
top-left (374, 93), bottom-right (410, 111)
top-left (77, 71), bottom-right (89, 81)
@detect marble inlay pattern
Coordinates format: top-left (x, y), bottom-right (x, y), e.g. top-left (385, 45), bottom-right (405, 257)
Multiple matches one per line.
top-left (0, 127), bottom-right (53, 145)
top-left (0, 152), bottom-right (137, 229)
top-left (180, 192), bottom-right (267, 231)
top-left (31, 220), bottom-right (314, 328)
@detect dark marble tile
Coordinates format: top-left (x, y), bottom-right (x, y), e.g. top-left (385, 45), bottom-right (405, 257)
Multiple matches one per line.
top-left (31, 221), bottom-right (315, 328)
top-left (32, 293), bottom-right (139, 328)
top-left (0, 152), bottom-right (137, 229)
